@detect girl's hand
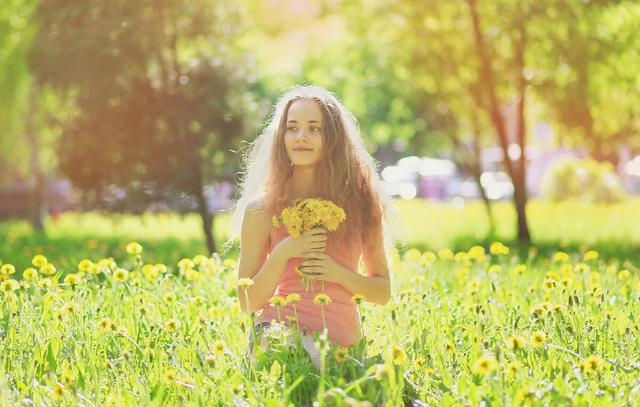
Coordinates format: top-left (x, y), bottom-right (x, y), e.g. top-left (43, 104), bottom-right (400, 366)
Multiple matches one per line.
top-left (299, 252), bottom-right (345, 283)
top-left (274, 227), bottom-right (327, 260)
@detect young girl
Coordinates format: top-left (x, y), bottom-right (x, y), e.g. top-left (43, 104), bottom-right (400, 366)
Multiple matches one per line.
top-left (229, 85), bottom-right (401, 369)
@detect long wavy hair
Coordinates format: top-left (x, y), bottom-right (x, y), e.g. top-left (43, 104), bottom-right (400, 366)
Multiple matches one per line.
top-left (226, 85), bottom-right (403, 259)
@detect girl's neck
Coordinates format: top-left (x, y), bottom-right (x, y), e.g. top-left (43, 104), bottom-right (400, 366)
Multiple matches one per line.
top-left (289, 165), bottom-right (320, 199)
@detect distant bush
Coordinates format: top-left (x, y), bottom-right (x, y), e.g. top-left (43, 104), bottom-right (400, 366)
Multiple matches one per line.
top-left (542, 158), bottom-right (627, 204)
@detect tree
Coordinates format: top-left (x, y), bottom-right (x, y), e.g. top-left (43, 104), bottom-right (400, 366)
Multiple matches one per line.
top-left (29, 0), bottom-right (252, 254)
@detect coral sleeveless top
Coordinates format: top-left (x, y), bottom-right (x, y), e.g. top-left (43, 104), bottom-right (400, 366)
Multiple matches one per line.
top-left (255, 224), bottom-right (364, 347)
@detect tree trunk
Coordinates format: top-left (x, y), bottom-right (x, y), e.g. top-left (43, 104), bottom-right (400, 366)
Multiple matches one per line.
top-left (195, 184), bottom-right (216, 255)
top-left (466, 0), bottom-right (531, 243)
top-left (470, 113), bottom-right (495, 234)
top-left (26, 83), bottom-right (45, 231)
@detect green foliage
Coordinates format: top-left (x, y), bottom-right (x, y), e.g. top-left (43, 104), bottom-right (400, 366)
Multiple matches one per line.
top-left (542, 158), bottom-right (628, 204)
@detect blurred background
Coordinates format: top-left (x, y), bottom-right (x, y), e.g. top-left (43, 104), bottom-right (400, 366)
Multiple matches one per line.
top-left (1, 0), bottom-right (639, 268)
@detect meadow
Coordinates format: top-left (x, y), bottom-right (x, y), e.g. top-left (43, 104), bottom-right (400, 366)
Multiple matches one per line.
top-left (0, 198), bottom-right (639, 405)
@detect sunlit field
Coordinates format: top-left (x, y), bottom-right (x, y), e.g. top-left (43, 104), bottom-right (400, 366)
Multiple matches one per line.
top-left (1, 199), bottom-right (639, 405)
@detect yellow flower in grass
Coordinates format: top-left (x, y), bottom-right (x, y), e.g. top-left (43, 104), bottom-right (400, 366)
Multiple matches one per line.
top-left (113, 268), bottom-right (129, 282)
top-left (583, 250), bottom-right (599, 261)
top-left (313, 293), bottom-right (332, 305)
top-left (334, 347), bottom-right (348, 363)
top-left (136, 304), bottom-right (151, 316)
top-left (490, 242), bottom-right (509, 255)
top-left (97, 318), bottom-right (116, 333)
top-left (213, 340), bottom-right (225, 356)
top-left (238, 278), bottom-right (255, 289)
top-left (559, 278), bottom-right (572, 288)
top-left (223, 258), bottom-right (237, 269)
top-left (467, 246), bottom-right (486, 262)
top-left (53, 383), bottom-right (66, 398)
top-left (0, 264), bottom-right (16, 276)
top-left (269, 295), bottom-right (286, 306)
top-left (531, 331), bottom-right (547, 348)
top-left (125, 242), bottom-right (143, 255)
top-left (389, 345), bottom-right (406, 365)
top-left (193, 254), bottom-right (208, 265)
top-left (164, 292), bottom-right (177, 304)
top-left (63, 273), bottom-right (81, 286)
top-left (178, 258), bottom-right (194, 270)
top-left (505, 361), bottom-right (521, 377)
top-left (96, 258), bottom-right (116, 273)
top-left (63, 301), bottom-right (79, 315)
top-left (23, 267), bottom-right (39, 281)
top-left (618, 269), bottom-right (631, 281)
top-left (438, 248), bottom-right (453, 261)
top-left (351, 294), bottom-right (365, 305)
top-left (488, 265), bottom-right (502, 274)
top-left (472, 354), bottom-right (498, 375)
top-left (506, 335), bottom-right (527, 351)
top-left (580, 355), bottom-right (604, 374)
top-left (164, 318), bottom-right (181, 332)
top-left (40, 263), bottom-right (56, 276)
top-left (32, 255), bottom-right (48, 268)
top-left (413, 357), bottom-right (426, 370)
top-left (542, 278), bottom-right (556, 290)
top-left (286, 293), bottom-right (301, 304)
top-left (1, 279), bottom-right (19, 292)
top-left (37, 278), bottom-right (53, 288)
top-left (553, 251), bottom-right (569, 263)
top-left (514, 264), bottom-right (527, 275)
top-left (78, 259), bottom-right (94, 274)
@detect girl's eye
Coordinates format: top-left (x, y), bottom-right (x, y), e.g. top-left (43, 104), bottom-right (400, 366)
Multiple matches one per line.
top-left (311, 127), bottom-right (320, 132)
top-left (287, 127), bottom-right (298, 132)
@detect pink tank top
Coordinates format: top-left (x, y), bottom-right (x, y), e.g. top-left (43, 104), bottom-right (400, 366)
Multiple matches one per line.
top-left (255, 224), bottom-right (363, 347)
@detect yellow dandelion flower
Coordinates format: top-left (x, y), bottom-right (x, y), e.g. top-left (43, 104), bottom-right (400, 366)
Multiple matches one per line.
top-left (472, 354), bottom-right (498, 375)
top-left (351, 294), bottom-right (365, 305)
top-left (506, 335), bottom-right (527, 350)
top-left (438, 248), bottom-right (454, 261)
top-left (313, 293), bottom-right (332, 305)
top-left (334, 347), bottom-right (348, 363)
top-left (286, 293), bottom-right (301, 304)
top-left (574, 263), bottom-right (590, 273)
top-left (137, 304), bottom-right (151, 316)
top-left (389, 345), bottom-right (406, 365)
top-left (559, 278), bottom-right (572, 288)
top-left (125, 242), bottom-right (143, 255)
top-left (0, 264), bottom-right (16, 275)
top-left (581, 355), bottom-right (604, 374)
top-left (78, 259), bottom-right (94, 273)
top-left (97, 318), bottom-right (115, 333)
top-left (1, 279), bottom-right (20, 292)
top-left (583, 250), bottom-right (599, 261)
top-left (505, 361), bottom-right (521, 377)
top-left (113, 268), bottom-right (129, 282)
top-left (37, 278), bottom-right (53, 288)
top-left (223, 258), bottom-right (237, 269)
top-left (53, 383), bottom-right (66, 398)
top-left (40, 263), bottom-right (56, 276)
top-left (63, 273), bottom-right (81, 286)
top-left (514, 264), bottom-right (527, 274)
top-left (542, 278), bottom-right (556, 289)
top-left (413, 357), bottom-right (426, 369)
top-left (618, 269), bottom-right (631, 281)
top-left (488, 265), bottom-right (502, 273)
top-left (163, 292), bottom-right (177, 304)
top-left (237, 278), bottom-right (255, 289)
top-left (63, 301), bottom-right (79, 315)
top-left (213, 340), bottom-right (225, 356)
top-left (531, 331), bottom-right (547, 348)
top-left (32, 255), bottom-right (48, 268)
top-left (164, 318), bottom-right (181, 332)
top-left (490, 242), bottom-right (509, 255)
top-left (23, 267), bottom-right (39, 281)
top-left (269, 295), bottom-right (286, 306)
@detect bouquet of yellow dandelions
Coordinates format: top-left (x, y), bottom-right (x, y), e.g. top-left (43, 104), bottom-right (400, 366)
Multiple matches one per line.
top-left (272, 198), bottom-right (346, 292)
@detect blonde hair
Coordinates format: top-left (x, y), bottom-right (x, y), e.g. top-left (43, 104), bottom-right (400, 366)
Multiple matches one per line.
top-left (224, 84), bottom-right (404, 259)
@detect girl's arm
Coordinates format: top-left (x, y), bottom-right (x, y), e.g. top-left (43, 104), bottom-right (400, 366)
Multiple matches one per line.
top-left (339, 228), bottom-right (391, 305)
top-left (237, 201), bottom-right (289, 313)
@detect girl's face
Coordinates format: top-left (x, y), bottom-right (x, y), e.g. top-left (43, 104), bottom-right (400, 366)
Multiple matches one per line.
top-left (284, 98), bottom-right (324, 168)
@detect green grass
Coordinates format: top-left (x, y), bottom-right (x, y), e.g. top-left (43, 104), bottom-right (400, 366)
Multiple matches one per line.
top-left (0, 199), bottom-right (639, 404)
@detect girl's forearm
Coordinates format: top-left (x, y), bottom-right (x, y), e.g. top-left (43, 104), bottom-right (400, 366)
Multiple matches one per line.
top-left (339, 266), bottom-right (390, 305)
top-left (239, 250), bottom-right (289, 313)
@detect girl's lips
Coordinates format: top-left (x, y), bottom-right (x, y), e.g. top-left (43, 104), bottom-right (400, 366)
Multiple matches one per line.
top-left (293, 148), bottom-right (313, 152)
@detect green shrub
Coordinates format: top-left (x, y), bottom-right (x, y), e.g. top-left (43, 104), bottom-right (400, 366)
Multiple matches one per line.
top-left (542, 158), bottom-right (627, 204)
